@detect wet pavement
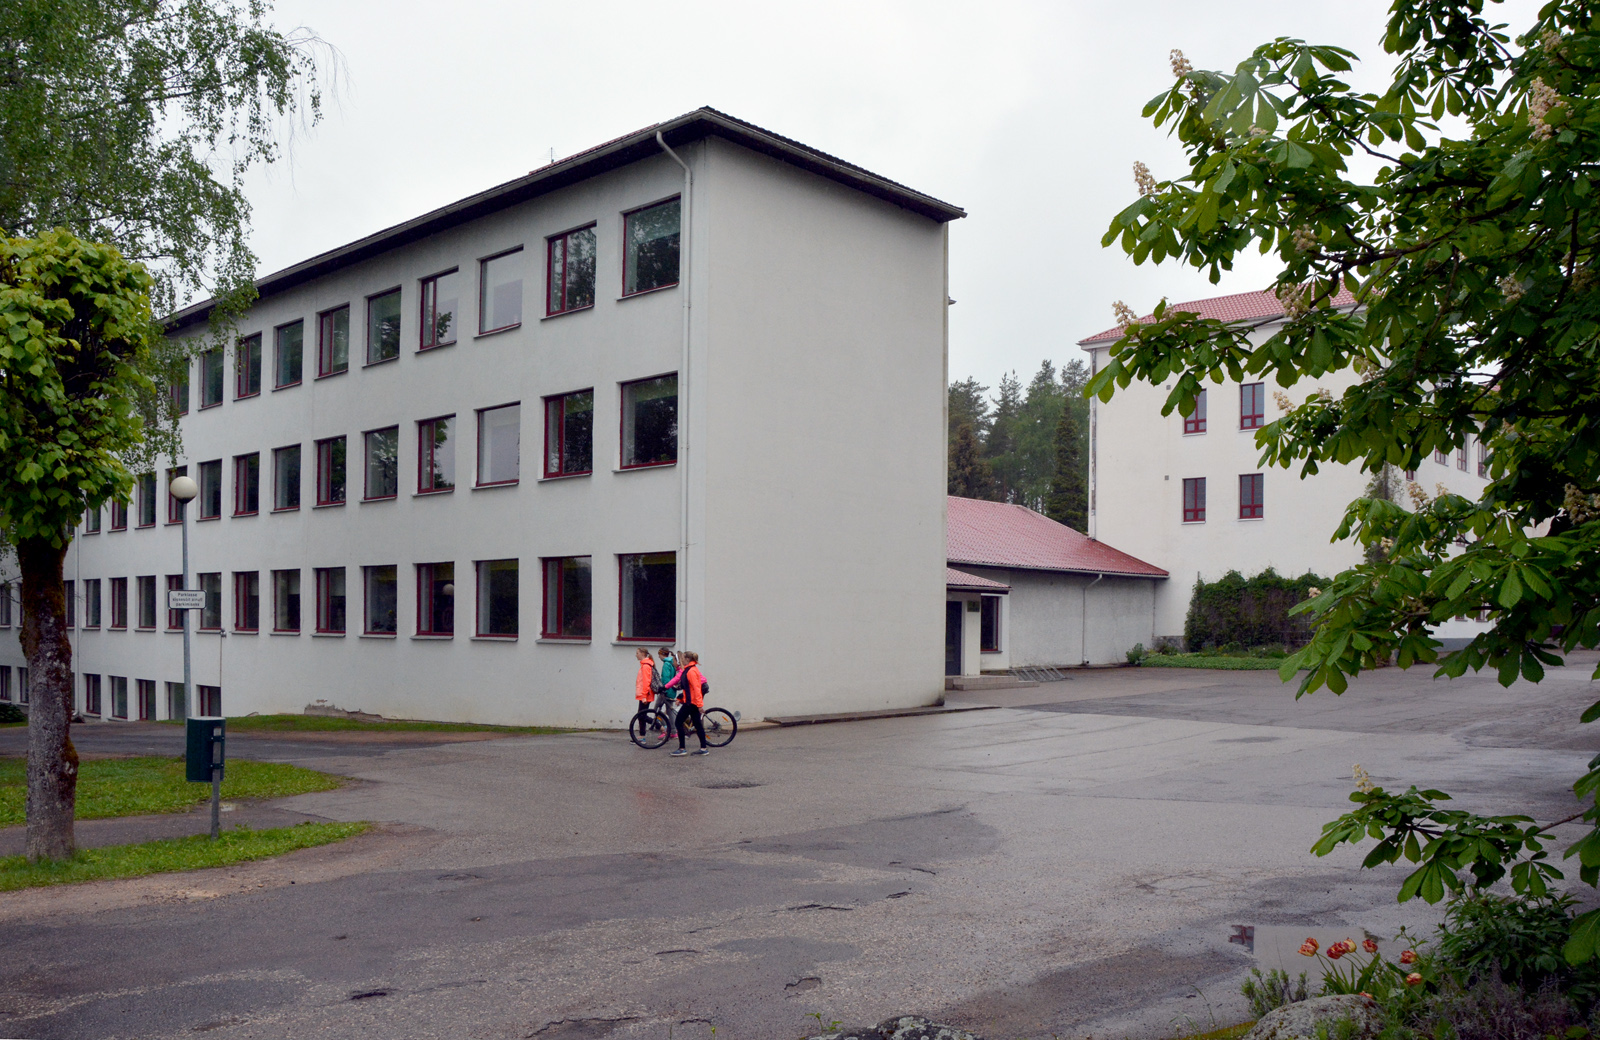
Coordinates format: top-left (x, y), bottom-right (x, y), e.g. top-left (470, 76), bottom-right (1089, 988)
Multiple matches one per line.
top-left (0, 656), bottom-right (1593, 1040)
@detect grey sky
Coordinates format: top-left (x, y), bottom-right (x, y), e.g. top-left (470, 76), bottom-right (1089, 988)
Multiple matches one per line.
top-left (242, 0), bottom-right (1539, 396)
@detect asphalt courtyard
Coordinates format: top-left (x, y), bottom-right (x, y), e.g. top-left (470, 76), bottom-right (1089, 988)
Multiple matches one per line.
top-left (0, 656), bottom-right (1593, 1040)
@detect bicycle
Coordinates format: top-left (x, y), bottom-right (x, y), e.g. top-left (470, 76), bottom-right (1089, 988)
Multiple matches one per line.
top-left (630, 704), bottom-right (738, 749)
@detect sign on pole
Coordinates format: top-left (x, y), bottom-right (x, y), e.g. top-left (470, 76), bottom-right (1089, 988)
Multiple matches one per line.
top-left (167, 589), bottom-right (207, 610)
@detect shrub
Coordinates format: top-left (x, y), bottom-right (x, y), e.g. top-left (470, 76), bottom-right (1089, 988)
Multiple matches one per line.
top-left (0, 704), bottom-right (24, 725)
top-left (1126, 642), bottom-right (1146, 665)
top-left (1183, 568), bottom-right (1330, 651)
top-left (1405, 974), bottom-right (1582, 1040)
top-left (1434, 894), bottom-right (1600, 1013)
top-left (1241, 967), bottom-right (1310, 1018)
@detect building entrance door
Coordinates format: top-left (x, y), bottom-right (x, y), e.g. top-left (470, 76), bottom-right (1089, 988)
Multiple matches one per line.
top-left (945, 600), bottom-right (962, 676)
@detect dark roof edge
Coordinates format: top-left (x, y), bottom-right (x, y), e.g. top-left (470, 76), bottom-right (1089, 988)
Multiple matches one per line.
top-left (167, 107), bottom-right (966, 332)
top-left (949, 557), bottom-right (1170, 579)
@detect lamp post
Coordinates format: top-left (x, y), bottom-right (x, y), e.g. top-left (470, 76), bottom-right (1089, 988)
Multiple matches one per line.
top-left (168, 475), bottom-right (198, 719)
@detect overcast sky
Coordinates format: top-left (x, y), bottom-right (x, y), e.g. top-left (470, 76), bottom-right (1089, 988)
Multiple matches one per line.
top-left (241, 0), bottom-right (1539, 398)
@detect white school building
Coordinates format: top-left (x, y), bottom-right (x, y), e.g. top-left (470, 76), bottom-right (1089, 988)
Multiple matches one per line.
top-left (1078, 288), bottom-right (1493, 647)
top-left (0, 108), bottom-right (965, 728)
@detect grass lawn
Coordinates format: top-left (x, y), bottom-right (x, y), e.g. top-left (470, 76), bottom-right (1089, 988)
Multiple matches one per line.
top-left (0, 756), bottom-right (343, 828)
top-left (1141, 655), bottom-right (1290, 671)
top-left (0, 821), bottom-right (369, 891)
top-left (188, 714), bottom-right (574, 735)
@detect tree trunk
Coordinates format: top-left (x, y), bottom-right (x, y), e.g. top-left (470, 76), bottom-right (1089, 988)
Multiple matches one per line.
top-left (20, 536), bottom-right (76, 862)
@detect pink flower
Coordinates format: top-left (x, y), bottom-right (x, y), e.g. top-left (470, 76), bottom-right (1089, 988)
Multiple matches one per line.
top-left (1399, 949), bottom-right (1417, 965)
top-left (1405, 972), bottom-right (1423, 987)
top-left (1363, 938), bottom-right (1379, 954)
top-left (1299, 938), bottom-right (1319, 957)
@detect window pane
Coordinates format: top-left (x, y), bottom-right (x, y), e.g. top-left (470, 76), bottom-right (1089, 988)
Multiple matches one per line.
top-left (545, 391), bottom-right (593, 477)
top-left (1239, 473), bottom-right (1264, 519)
top-left (1184, 389), bottom-right (1207, 434)
top-left (418, 562), bottom-right (455, 635)
top-left (621, 375), bottom-right (677, 467)
top-left (199, 460), bottom-right (222, 519)
top-left (138, 473), bottom-right (156, 525)
top-left (478, 405), bottom-right (520, 484)
top-left (85, 580), bottom-right (101, 627)
top-left (201, 348), bottom-right (224, 407)
top-left (420, 418), bottom-right (455, 491)
top-left (319, 306), bottom-right (350, 375)
top-left (273, 569), bottom-right (301, 631)
top-left (318, 568), bottom-right (346, 633)
top-left (235, 454), bottom-right (260, 514)
top-left (166, 466), bottom-right (187, 523)
top-left (274, 446), bottom-right (301, 509)
top-left (170, 372), bottom-right (189, 415)
top-left (85, 506), bottom-right (100, 533)
top-left (138, 576), bottom-right (155, 628)
top-left (367, 289), bottom-right (401, 363)
top-left (235, 572), bottom-right (259, 630)
top-left (317, 437), bottom-right (346, 505)
top-left (625, 200), bottom-right (680, 295)
top-left (237, 335), bottom-right (262, 397)
top-left (110, 578), bottom-right (127, 628)
top-left (1240, 383), bottom-right (1265, 429)
top-left (365, 427), bottom-right (398, 498)
top-left (548, 228), bottom-right (596, 313)
top-left (543, 557), bottom-right (591, 638)
top-left (200, 573), bottom-right (221, 629)
top-left (366, 566), bottom-right (397, 634)
top-left (477, 559), bottom-right (519, 636)
top-left (275, 321), bottom-right (303, 387)
top-left (480, 250), bottom-right (524, 332)
top-left (111, 676), bottom-right (128, 719)
top-left (618, 552), bottom-right (675, 640)
top-left (421, 270), bottom-right (459, 348)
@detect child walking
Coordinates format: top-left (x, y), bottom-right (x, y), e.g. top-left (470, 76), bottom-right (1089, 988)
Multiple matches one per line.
top-left (666, 651), bottom-right (709, 757)
top-left (652, 646), bottom-right (679, 734)
top-left (631, 648), bottom-right (657, 739)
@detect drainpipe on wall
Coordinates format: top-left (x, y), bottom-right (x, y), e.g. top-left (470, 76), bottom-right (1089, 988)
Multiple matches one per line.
top-left (656, 131), bottom-right (692, 650)
top-left (1087, 347), bottom-right (1099, 541)
top-left (1081, 573), bottom-right (1104, 665)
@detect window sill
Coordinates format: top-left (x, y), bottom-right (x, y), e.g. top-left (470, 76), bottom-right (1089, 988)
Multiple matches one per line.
top-left (617, 282), bottom-right (678, 302)
top-left (470, 635), bottom-right (518, 642)
top-left (472, 481), bottom-right (519, 491)
top-left (312, 631), bottom-right (345, 638)
top-left (537, 637), bottom-right (591, 644)
top-left (196, 515), bottom-right (221, 523)
top-left (417, 341), bottom-right (457, 354)
top-left (363, 355), bottom-right (399, 369)
top-left (232, 629), bottom-right (258, 635)
top-left (410, 634), bottom-right (452, 641)
top-left (1182, 431), bottom-right (1207, 437)
top-left (613, 462), bottom-right (676, 473)
top-left (538, 472), bottom-right (591, 483)
top-left (272, 382), bottom-right (302, 392)
top-left (361, 496), bottom-right (398, 504)
top-left (474, 324), bottom-right (522, 340)
top-left (270, 630), bottom-right (301, 637)
top-left (109, 528), bottom-right (127, 533)
top-left (414, 489), bottom-right (454, 497)
top-left (313, 501), bottom-right (345, 509)
top-left (236, 392), bottom-right (261, 402)
top-left (613, 638), bottom-right (672, 646)
top-left (1181, 520), bottom-right (1206, 525)
top-left (199, 402), bottom-right (222, 411)
top-left (271, 507), bottom-right (300, 514)
top-left (109, 626), bottom-right (127, 632)
top-left (541, 304), bottom-right (594, 321)
top-left (135, 627), bottom-right (156, 633)
top-left (198, 628), bottom-right (223, 636)
top-left (83, 530), bottom-right (100, 536)
top-left (316, 369), bottom-right (349, 381)
top-left (1237, 516), bottom-right (1265, 522)
top-left (136, 524), bottom-right (155, 530)
top-left (82, 626), bottom-right (101, 632)
top-left (232, 512), bottom-right (258, 519)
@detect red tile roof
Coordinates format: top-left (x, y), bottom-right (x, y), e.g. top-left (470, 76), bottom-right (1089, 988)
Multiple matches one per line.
top-left (1077, 286), bottom-right (1359, 345)
top-left (945, 566), bottom-right (1011, 592)
top-left (947, 497), bottom-right (1167, 578)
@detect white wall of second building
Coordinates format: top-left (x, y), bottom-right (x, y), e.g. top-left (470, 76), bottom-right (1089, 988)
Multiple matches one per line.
top-left (49, 140), bottom-right (951, 727)
top-left (958, 566), bottom-right (1158, 667)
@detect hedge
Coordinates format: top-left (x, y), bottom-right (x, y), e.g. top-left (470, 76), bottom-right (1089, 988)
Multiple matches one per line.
top-left (1183, 568), bottom-right (1329, 651)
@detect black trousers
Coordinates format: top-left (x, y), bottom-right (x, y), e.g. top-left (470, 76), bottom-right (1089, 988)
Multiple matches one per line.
top-left (677, 702), bottom-right (706, 748)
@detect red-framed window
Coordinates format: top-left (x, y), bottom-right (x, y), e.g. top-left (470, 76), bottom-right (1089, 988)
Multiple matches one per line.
top-left (196, 685), bottom-right (222, 717)
top-left (273, 445), bottom-right (301, 510)
top-left (1182, 477), bottom-right (1206, 523)
top-left (234, 453), bottom-right (260, 515)
top-left (197, 460), bottom-right (222, 519)
top-left (272, 569), bottom-right (301, 632)
top-left (166, 467), bottom-right (188, 524)
top-left (84, 579), bottom-right (101, 628)
top-left (476, 404), bottom-right (520, 486)
top-left (547, 225), bottom-right (597, 316)
top-left (64, 580), bottom-right (75, 627)
top-left (980, 596), bottom-right (1002, 652)
top-left (1457, 444), bottom-right (1468, 471)
top-left (617, 552), bottom-right (674, 641)
top-left (166, 574), bottom-right (184, 630)
top-left (199, 347), bottom-right (224, 409)
top-left (619, 374), bottom-right (677, 469)
top-left (1477, 441), bottom-right (1489, 477)
top-left (418, 417), bottom-right (456, 493)
top-left (317, 305), bottom-right (350, 377)
top-left (364, 426), bottom-right (399, 500)
top-left (315, 567), bottom-right (347, 634)
top-left (1239, 473), bottom-right (1264, 519)
top-left (1435, 448), bottom-right (1449, 465)
top-left (136, 473), bottom-right (156, 527)
top-left (234, 571), bottom-right (259, 632)
top-left (199, 573), bottom-right (222, 631)
top-left (475, 559), bottom-right (519, 637)
top-left (542, 556), bottom-right (592, 639)
top-left (136, 575), bottom-right (156, 629)
top-left (419, 269), bottom-right (459, 350)
top-left (84, 506), bottom-right (100, 534)
top-left (622, 197), bottom-right (680, 297)
top-left (544, 390), bottom-right (593, 478)
top-left (83, 674), bottom-right (101, 716)
top-left (1239, 383), bottom-right (1265, 430)
top-left (1183, 389), bottom-right (1207, 434)
top-left (275, 319), bottom-right (304, 388)
top-left (316, 436), bottom-right (346, 505)
top-left (109, 577), bottom-right (128, 629)
top-left (365, 565), bottom-right (398, 635)
top-left (366, 287), bottom-right (401, 365)
top-left (169, 372), bottom-right (189, 416)
top-left (137, 679), bottom-right (156, 720)
top-left (1404, 468), bottom-right (1417, 480)
top-left (416, 562), bottom-right (454, 636)
top-left (110, 499), bottom-right (128, 530)
top-left (479, 248), bottom-right (524, 334)
top-left (110, 675), bottom-right (128, 719)
top-left (236, 334), bottom-right (262, 398)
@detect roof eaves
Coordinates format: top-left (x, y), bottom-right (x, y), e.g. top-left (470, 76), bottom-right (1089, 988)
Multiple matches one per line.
top-left (947, 556), bottom-right (1169, 579)
top-left (167, 107), bottom-right (965, 332)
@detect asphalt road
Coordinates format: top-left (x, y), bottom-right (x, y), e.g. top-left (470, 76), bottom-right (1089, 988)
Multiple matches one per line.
top-left (0, 656), bottom-right (1593, 1040)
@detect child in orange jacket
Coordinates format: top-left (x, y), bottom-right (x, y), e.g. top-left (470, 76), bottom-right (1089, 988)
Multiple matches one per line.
top-left (631, 648), bottom-right (657, 738)
top-left (666, 651), bottom-right (709, 756)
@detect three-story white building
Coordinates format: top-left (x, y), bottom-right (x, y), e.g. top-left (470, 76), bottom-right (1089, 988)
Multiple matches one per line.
top-left (0, 109), bottom-right (964, 727)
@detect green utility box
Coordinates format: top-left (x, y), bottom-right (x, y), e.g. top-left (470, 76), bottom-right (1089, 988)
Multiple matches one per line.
top-left (185, 716), bottom-right (225, 783)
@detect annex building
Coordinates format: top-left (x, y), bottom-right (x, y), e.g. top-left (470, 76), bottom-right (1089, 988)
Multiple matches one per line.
top-left (0, 108), bottom-right (964, 728)
top-left (1078, 288), bottom-right (1492, 647)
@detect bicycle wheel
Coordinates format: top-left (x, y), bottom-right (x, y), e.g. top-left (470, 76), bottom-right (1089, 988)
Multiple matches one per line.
top-left (630, 709), bottom-right (670, 749)
top-left (701, 707), bottom-right (737, 748)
